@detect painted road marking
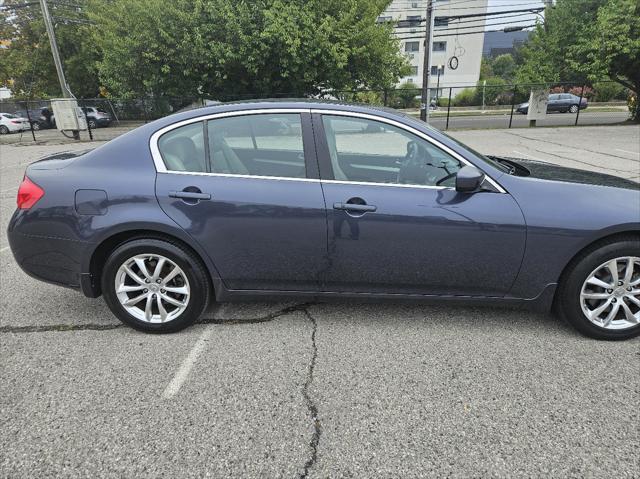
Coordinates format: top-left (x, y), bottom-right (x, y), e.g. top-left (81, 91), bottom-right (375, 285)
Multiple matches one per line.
top-left (162, 327), bottom-right (214, 399)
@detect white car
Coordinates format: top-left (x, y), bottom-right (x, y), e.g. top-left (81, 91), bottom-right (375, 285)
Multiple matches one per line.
top-left (0, 112), bottom-right (30, 134)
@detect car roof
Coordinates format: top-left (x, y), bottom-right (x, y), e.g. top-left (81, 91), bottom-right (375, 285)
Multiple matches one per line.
top-left (159, 98), bottom-right (413, 125)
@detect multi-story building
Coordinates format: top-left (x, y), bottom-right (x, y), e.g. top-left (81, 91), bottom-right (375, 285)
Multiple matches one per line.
top-left (380, 0), bottom-right (488, 94)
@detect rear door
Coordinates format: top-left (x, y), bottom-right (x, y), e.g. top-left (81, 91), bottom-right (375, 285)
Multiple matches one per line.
top-left (311, 111), bottom-right (526, 297)
top-left (153, 110), bottom-right (328, 292)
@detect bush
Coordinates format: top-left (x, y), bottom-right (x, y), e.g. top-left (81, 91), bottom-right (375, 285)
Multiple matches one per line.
top-left (593, 82), bottom-right (627, 102)
top-left (453, 87), bottom-right (478, 106)
top-left (389, 81), bottom-right (420, 109)
top-left (474, 77), bottom-right (509, 106)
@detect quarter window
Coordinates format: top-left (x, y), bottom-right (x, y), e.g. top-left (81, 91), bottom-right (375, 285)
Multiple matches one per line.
top-left (158, 122), bottom-right (207, 172)
top-left (321, 115), bottom-right (462, 188)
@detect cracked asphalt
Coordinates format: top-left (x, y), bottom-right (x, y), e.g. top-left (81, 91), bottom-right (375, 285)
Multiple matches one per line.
top-left (1, 126), bottom-right (639, 478)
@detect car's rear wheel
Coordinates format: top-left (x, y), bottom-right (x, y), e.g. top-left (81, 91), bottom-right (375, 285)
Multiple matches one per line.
top-left (559, 238), bottom-right (640, 340)
top-left (88, 119), bottom-right (97, 129)
top-left (569, 104), bottom-right (579, 113)
top-left (0, 125), bottom-right (9, 135)
top-left (102, 238), bottom-right (211, 333)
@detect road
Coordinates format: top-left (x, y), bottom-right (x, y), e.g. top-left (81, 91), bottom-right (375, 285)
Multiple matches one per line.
top-left (429, 110), bottom-right (630, 130)
top-left (1, 126), bottom-right (639, 477)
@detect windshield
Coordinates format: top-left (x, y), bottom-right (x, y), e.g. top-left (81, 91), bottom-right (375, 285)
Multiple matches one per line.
top-left (432, 128), bottom-right (512, 173)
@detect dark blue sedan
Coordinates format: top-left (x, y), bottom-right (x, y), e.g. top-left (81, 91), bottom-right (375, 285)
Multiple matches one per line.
top-left (7, 101), bottom-right (640, 339)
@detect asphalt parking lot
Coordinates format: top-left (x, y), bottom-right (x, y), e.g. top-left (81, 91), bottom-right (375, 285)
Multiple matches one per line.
top-left (1, 125), bottom-right (639, 477)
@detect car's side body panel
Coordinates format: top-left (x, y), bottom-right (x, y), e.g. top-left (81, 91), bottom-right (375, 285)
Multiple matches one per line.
top-left (499, 173), bottom-right (640, 299)
top-left (6, 100), bottom-right (637, 315)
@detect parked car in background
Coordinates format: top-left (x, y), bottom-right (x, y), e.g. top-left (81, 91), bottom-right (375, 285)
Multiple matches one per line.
top-left (14, 109), bottom-right (50, 130)
top-left (0, 112), bottom-right (30, 134)
top-left (7, 101), bottom-right (640, 339)
top-left (81, 106), bottom-right (112, 128)
top-left (517, 93), bottom-right (588, 114)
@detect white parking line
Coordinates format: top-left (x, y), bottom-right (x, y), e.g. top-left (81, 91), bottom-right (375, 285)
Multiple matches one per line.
top-left (162, 327), bottom-right (213, 399)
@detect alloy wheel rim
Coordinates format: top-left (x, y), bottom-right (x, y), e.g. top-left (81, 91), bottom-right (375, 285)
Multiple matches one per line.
top-left (580, 256), bottom-right (640, 330)
top-left (115, 254), bottom-right (190, 323)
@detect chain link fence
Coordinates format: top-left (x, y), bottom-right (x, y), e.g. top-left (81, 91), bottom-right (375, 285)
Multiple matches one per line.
top-left (0, 81), bottom-right (634, 145)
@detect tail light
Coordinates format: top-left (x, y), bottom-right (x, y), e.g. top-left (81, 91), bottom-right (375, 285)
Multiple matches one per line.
top-left (17, 176), bottom-right (45, 209)
top-left (11, 120), bottom-right (22, 124)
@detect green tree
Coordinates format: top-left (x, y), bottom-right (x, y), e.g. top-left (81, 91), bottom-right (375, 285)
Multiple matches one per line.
top-left (0, 0), bottom-right (100, 98)
top-left (91, 0), bottom-right (410, 99)
top-left (491, 54), bottom-right (516, 81)
top-left (515, 0), bottom-right (639, 120)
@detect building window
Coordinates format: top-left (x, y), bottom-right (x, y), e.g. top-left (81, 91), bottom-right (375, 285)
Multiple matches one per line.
top-left (433, 41), bottom-right (447, 52)
top-left (411, 2), bottom-right (419, 7)
top-left (411, 66), bottom-right (419, 76)
top-left (431, 66), bottom-right (444, 76)
top-left (434, 17), bottom-right (449, 27)
top-left (404, 41), bottom-right (420, 53)
top-left (376, 16), bottom-right (392, 23)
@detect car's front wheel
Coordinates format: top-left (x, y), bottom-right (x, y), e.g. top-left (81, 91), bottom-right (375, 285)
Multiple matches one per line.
top-left (102, 238), bottom-right (211, 333)
top-left (558, 237), bottom-right (640, 340)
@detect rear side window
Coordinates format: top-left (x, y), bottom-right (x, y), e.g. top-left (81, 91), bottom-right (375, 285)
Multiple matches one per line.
top-left (158, 122), bottom-right (207, 172)
top-left (207, 113), bottom-right (305, 178)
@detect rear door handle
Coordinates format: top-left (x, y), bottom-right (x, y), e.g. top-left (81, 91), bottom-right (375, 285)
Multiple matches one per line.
top-left (333, 202), bottom-right (377, 213)
top-left (169, 190), bottom-right (211, 200)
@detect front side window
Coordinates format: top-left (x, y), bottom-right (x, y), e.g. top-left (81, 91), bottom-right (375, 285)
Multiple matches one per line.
top-left (321, 115), bottom-right (462, 188)
top-left (158, 122), bottom-right (207, 172)
top-left (207, 113), bottom-right (305, 178)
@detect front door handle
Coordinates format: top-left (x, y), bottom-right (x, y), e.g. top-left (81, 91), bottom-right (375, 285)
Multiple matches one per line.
top-left (333, 202), bottom-right (377, 213)
top-left (169, 190), bottom-right (211, 201)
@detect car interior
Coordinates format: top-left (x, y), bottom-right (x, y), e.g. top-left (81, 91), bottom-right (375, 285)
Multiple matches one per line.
top-left (322, 116), bottom-right (462, 187)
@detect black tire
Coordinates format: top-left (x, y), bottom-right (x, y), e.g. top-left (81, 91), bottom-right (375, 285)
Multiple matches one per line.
top-left (32, 122), bottom-right (41, 131)
top-left (0, 125), bottom-right (9, 135)
top-left (88, 119), bottom-right (97, 129)
top-left (101, 238), bottom-right (211, 333)
top-left (569, 104), bottom-right (579, 113)
top-left (558, 237), bottom-right (640, 340)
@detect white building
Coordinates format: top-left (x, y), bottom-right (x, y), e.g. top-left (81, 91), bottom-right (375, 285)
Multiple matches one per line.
top-left (380, 0), bottom-right (488, 94)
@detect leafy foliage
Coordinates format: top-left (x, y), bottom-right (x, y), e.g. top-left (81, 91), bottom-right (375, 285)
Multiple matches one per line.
top-left (1, 0), bottom-right (410, 100)
top-left (515, 0), bottom-right (639, 119)
top-left (90, 0), bottom-right (410, 99)
top-left (0, 0), bottom-right (100, 98)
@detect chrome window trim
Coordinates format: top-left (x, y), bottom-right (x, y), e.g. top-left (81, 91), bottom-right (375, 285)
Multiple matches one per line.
top-left (148, 106), bottom-right (506, 193)
top-left (310, 109), bottom-right (507, 193)
top-left (149, 108), bottom-right (310, 174)
top-left (156, 170), bottom-right (319, 183)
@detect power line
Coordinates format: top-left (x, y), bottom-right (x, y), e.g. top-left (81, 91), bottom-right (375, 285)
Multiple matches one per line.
top-left (394, 18), bottom-right (537, 36)
top-left (395, 24), bottom-right (536, 40)
top-left (392, 11), bottom-right (542, 28)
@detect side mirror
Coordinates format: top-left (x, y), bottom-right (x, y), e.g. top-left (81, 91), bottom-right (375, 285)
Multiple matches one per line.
top-left (455, 165), bottom-right (485, 193)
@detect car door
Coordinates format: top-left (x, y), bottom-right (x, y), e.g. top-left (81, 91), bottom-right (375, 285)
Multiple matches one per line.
top-left (312, 111), bottom-right (526, 297)
top-left (154, 110), bottom-right (328, 291)
top-left (546, 94), bottom-right (559, 112)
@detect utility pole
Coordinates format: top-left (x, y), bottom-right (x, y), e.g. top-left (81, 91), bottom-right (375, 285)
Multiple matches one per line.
top-left (39, 0), bottom-right (80, 139)
top-left (39, 0), bottom-right (70, 97)
top-left (420, 0), bottom-right (434, 122)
